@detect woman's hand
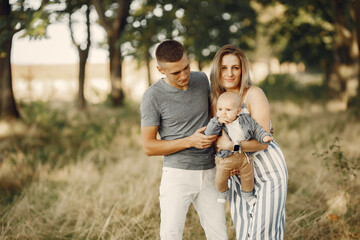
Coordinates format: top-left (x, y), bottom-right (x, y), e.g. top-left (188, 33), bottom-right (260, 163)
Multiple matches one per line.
top-left (229, 169), bottom-right (240, 178)
top-left (215, 130), bottom-right (233, 152)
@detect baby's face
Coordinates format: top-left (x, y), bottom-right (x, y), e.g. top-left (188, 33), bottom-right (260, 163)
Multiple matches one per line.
top-left (216, 97), bottom-right (240, 124)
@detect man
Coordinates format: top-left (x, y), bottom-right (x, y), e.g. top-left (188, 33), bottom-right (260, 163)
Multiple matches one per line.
top-left (140, 39), bottom-right (228, 240)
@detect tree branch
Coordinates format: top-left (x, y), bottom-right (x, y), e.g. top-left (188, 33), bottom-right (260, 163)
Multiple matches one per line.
top-left (93, 0), bottom-right (110, 33)
top-left (68, 13), bottom-right (80, 50)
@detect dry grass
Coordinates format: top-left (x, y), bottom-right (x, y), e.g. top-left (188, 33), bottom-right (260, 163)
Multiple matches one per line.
top-left (0, 100), bottom-right (359, 239)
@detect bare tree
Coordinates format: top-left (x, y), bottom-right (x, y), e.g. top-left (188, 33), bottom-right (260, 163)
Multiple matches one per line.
top-left (93, 0), bottom-right (132, 106)
top-left (0, 0), bottom-right (53, 120)
top-left (68, 1), bottom-right (92, 110)
top-left (0, 0), bottom-right (20, 120)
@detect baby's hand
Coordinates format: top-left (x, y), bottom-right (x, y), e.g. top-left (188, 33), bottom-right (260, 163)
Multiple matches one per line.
top-left (263, 135), bottom-right (273, 143)
top-left (217, 116), bottom-right (228, 124)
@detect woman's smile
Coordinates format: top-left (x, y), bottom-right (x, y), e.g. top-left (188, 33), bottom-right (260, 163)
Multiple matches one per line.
top-left (220, 54), bottom-right (242, 91)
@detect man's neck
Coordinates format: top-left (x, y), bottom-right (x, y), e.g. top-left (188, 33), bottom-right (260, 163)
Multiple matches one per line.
top-left (163, 77), bottom-right (188, 91)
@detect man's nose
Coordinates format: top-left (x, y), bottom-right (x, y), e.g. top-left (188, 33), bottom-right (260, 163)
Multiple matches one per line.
top-left (180, 70), bottom-right (187, 78)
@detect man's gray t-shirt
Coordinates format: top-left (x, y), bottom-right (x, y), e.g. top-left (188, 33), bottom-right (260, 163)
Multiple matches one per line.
top-left (140, 71), bottom-right (215, 170)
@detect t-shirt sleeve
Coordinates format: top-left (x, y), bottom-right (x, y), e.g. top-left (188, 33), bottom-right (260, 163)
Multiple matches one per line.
top-left (199, 71), bottom-right (210, 94)
top-left (205, 73), bottom-right (210, 94)
top-left (140, 91), bottom-right (160, 127)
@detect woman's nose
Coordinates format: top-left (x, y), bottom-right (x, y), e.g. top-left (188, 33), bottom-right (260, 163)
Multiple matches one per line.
top-left (227, 68), bottom-right (233, 76)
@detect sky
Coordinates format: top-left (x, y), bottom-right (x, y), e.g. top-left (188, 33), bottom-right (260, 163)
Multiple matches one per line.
top-left (12, 23), bottom-right (108, 65)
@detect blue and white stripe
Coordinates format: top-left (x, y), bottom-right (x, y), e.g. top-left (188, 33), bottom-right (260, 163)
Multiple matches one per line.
top-left (229, 141), bottom-right (288, 239)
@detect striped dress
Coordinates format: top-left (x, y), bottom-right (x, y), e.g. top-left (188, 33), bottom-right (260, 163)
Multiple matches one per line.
top-left (229, 103), bottom-right (288, 240)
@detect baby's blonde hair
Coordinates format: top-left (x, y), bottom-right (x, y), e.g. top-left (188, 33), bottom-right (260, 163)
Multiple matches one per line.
top-left (217, 92), bottom-right (242, 109)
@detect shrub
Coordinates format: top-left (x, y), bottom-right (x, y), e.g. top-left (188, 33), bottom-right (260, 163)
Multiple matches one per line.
top-left (258, 74), bottom-right (326, 103)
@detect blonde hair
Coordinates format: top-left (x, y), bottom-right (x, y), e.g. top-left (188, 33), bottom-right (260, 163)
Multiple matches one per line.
top-left (217, 92), bottom-right (242, 109)
top-left (209, 44), bottom-right (253, 115)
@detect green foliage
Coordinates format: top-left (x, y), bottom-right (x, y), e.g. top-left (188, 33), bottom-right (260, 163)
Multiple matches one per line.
top-left (0, 0), bottom-right (61, 46)
top-left (3, 101), bottom-right (140, 169)
top-left (314, 137), bottom-right (359, 191)
top-left (123, 0), bottom-right (257, 70)
top-left (0, 100), bottom-right (141, 208)
top-left (347, 95), bottom-right (360, 119)
top-left (179, 0), bottom-right (257, 68)
top-left (1, 100), bottom-right (360, 239)
top-left (257, 0), bottom-right (353, 71)
top-left (257, 73), bottom-right (326, 104)
top-left (312, 137), bottom-right (360, 238)
top-left (122, 1), bottom-right (175, 65)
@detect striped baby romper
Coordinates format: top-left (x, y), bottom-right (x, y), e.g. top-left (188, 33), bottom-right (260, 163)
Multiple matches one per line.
top-left (229, 103), bottom-right (288, 240)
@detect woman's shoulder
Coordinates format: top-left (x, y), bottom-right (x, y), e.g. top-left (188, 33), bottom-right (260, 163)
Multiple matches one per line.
top-left (246, 86), bottom-right (268, 106)
top-left (246, 86), bottom-right (266, 100)
top-left (248, 85), bottom-right (265, 96)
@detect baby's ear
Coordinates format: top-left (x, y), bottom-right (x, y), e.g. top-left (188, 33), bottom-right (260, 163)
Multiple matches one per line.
top-left (237, 108), bottom-right (242, 116)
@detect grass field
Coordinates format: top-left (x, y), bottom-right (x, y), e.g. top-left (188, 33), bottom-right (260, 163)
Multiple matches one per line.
top-left (0, 95), bottom-right (359, 239)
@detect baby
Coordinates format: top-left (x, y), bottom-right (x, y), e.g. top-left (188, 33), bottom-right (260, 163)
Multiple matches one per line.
top-left (204, 92), bottom-right (273, 204)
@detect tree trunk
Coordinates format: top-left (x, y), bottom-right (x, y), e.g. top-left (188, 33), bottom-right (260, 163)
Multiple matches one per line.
top-left (109, 35), bottom-right (124, 106)
top-left (78, 49), bottom-right (88, 109)
top-left (321, 59), bottom-right (333, 101)
top-left (332, 0), bottom-right (354, 108)
top-left (0, 1), bottom-right (20, 120)
top-left (145, 49), bottom-right (152, 87)
top-left (78, 3), bottom-right (91, 110)
top-left (0, 34), bottom-right (20, 120)
top-left (352, 0), bottom-right (360, 113)
top-left (93, 0), bottom-right (132, 107)
top-left (68, 3), bottom-right (91, 110)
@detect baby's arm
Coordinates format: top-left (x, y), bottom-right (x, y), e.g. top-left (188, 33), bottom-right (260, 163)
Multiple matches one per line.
top-left (204, 116), bottom-right (223, 136)
top-left (247, 115), bottom-right (272, 144)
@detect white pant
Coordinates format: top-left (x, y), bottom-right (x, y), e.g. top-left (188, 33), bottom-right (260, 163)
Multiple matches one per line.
top-left (159, 167), bottom-right (228, 240)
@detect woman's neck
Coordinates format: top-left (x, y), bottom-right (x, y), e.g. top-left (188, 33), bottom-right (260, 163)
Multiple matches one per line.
top-left (225, 87), bottom-right (240, 94)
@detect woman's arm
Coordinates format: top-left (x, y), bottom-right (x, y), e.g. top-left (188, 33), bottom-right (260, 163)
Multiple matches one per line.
top-left (216, 134), bottom-right (268, 152)
top-left (247, 86), bottom-right (271, 132)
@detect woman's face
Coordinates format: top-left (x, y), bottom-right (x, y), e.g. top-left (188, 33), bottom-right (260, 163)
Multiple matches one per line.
top-left (220, 54), bottom-right (241, 92)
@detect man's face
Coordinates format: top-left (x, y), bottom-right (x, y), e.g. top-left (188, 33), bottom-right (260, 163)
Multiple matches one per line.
top-left (157, 54), bottom-right (191, 90)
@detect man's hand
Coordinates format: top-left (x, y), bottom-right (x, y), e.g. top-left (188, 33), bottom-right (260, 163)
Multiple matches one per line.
top-left (187, 126), bottom-right (217, 149)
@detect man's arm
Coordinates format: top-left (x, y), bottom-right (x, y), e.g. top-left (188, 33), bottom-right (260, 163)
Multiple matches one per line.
top-left (141, 126), bottom-right (218, 156)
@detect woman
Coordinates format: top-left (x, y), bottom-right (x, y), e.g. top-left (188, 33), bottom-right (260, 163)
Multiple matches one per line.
top-left (210, 44), bottom-right (288, 239)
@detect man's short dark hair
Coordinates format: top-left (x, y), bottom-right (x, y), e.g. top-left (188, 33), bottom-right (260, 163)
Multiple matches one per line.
top-left (155, 39), bottom-right (186, 63)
